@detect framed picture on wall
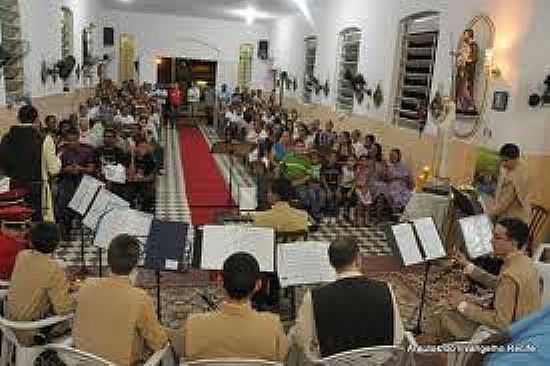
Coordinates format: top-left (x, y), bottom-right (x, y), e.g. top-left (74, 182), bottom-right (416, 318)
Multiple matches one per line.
top-left (492, 91), bottom-right (509, 111)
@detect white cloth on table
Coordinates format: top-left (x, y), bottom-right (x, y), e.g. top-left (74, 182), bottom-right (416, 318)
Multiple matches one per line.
top-left (402, 192), bottom-right (450, 233)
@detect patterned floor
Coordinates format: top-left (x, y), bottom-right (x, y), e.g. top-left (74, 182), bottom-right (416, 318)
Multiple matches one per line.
top-left (50, 124), bottom-right (438, 335)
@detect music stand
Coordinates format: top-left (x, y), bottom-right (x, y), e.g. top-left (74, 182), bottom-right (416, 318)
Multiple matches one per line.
top-left (144, 220), bottom-right (189, 320)
top-left (67, 176), bottom-right (104, 275)
top-left (386, 217), bottom-right (447, 334)
top-left (451, 186), bottom-right (477, 216)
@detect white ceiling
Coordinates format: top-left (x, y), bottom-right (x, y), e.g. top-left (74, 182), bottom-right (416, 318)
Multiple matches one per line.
top-left (102, 0), bottom-right (302, 22)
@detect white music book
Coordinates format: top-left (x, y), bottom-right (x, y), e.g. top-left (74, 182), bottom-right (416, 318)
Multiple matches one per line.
top-left (391, 223), bottom-right (424, 266)
top-left (68, 175), bottom-right (104, 215)
top-left (459, 214), bottom-right (494, 259)
top-left (0, 177), bottom-right (10, 194)
top-left (93, 208), bottom-right (153, 249)
top-left (413, 217), bottom-right (446, 260)
top-left (103, 164), bottom-right (127, 184)
top-left (277, 241), bottom-right (336, 288)
top-left (201, 225), bottom-right (275, 272)
top-left (82, 188), bottom-right (130, 229)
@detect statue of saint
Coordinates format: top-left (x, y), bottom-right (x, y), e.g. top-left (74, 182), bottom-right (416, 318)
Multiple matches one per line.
top-left (435, 97), bottom-right (456, 179)
top-left (456, 29), bottom-right (479, 114)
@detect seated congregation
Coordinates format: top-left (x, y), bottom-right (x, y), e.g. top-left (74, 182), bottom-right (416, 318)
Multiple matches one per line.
top-left (221, 90), bottom-right (415, 227)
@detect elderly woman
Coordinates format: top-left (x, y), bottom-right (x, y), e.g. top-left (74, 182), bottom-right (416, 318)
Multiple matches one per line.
top-left (384, 148), bottom-right (414, 212)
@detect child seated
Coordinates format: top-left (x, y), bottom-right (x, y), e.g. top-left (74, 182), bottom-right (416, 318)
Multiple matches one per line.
top-left (321, 152), bottom-right (341, 224)
top-left (339, 156), bottom-right (357, 222)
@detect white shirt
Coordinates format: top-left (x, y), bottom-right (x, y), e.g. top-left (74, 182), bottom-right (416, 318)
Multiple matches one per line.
top-left (115, 114), bottom-right (136, 125)
top-left (353, 142), bottom-right (368, 158)
top-left (188, 87), bottom-right (201, 103)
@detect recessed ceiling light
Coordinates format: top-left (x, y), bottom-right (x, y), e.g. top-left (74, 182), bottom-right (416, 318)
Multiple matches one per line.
top-left (228, 6), bottom-right (274, 25)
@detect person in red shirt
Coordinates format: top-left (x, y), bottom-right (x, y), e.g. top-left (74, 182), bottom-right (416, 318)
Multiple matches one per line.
top-left (168, 83), bottom-right (183, 128)
top-left (0, 213), bottom-right (30, 280)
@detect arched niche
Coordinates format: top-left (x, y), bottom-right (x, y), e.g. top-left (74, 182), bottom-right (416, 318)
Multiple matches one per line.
top-left (453, 14), bottom-right (496, 138)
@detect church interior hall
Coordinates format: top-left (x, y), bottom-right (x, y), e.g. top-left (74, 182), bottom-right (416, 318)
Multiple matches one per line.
top-left (0, 0), bottom-right (549, 365)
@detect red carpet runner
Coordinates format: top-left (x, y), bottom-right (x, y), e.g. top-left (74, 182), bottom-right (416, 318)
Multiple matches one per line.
top-left (179, 126), bottom-right (234, 225)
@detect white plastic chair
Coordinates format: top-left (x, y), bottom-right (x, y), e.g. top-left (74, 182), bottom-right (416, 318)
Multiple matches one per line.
top-left (308, 345), bottom-right (406, 366)
top-left (183, 359), bottom-right (283, 366)
top-left (533, 243), bottom-right (550, 305)
top-left (0, 313), bottom-right (73, 366)
top-left (43, 342), bottom-right (172, 366)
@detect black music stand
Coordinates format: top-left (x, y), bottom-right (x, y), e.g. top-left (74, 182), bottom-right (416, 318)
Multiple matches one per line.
top-left (144, 220), bottom-right (189, 320)
top-left (68, 178), bottom-right (104, 276)
top-left (386, 218), bottom-right (446, 335)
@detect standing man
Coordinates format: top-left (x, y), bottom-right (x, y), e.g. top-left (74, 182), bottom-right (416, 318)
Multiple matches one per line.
top-left (168, 83), bottom-right (183, 128)
top-left (0, 105), bottom-right (61, 222)
top-left (187, 82), bottom-right (201, 123)
top-left (488, 144), bottom-right (531, 223)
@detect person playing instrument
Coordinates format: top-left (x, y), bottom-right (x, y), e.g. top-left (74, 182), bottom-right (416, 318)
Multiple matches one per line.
top-left (487, 143), bottom-right (531, 223)
top-left (440, 218), bottom-right (541, 341)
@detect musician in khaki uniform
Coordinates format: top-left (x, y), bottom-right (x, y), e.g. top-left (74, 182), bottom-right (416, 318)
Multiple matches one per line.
top-left (170, 252), bottom-right (289, 362)
top-left (72, 234), bottom-right (168, 366)
top-left (253, 179), bottom-right (309, 233)
top-left (487, 144), bottom-right (531, 223)
top-left (440, 218), bottom-right (542, 341)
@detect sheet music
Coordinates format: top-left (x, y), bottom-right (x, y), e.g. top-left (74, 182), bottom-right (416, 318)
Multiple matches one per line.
top-left (201, 225), bottom-right (275, 272)
top-left (82, 188), bottom-right (130, 229)
top-left (0, 177), bottom-right (10, 194)
top-left (68, 175), bottom-right (104, 215)
top-left (459, 215), bottom-right (494, 259)
top-left (103, 164), bottom-right (127, 184)
top-left (413, 218), bottom-right (446, 260)
top-left (277, 241), bottom-right (336, 287)
top-left (93, 208), bottom-right (153, 249)
top-left (391, 223), bottom-right (423, 266)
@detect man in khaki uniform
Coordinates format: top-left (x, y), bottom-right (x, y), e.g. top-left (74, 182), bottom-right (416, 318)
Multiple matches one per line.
top-left (170, 252), bottom-right (289, 362)
top-left (253, 178), bottom-right (309, 233)
top-left (7, 222), bottom-right (74, 345)
top-left (441, 218), bottom-right (542, 341)
top-left (72, 234), bottom-right (168, 366)
top-left (488, 144), bottom-right (531, 223)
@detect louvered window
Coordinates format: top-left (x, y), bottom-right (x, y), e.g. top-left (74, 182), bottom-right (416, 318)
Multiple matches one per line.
top-left (61, 7), bottom-right (73, 59)
top-left (303, 36), bottom-right (317, 104)
top-left (0, 0), bottom-right (24, 103)
top-left (238, 44), bottom-right (254, 90)
top-left (394, 14), bottom-right (439, 129)
top-left (336, 28), bottom-right (361, 112)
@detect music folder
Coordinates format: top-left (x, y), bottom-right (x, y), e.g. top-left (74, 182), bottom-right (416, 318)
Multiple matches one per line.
top-left (276, 241), bottom-right (336, 288)
top-left (144, 220), bottom-right (189, 272)
top-left (386, 217), bottom-right (447, 266)
top-left (459, 214), bottom-right (494, 259)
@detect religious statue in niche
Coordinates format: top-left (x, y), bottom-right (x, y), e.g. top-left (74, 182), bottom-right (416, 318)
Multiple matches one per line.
top-left (455, 29), bottom-right (479, 114)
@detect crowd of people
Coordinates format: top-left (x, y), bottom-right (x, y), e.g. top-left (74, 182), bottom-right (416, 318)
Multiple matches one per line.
top-left (0, 79), bottom-right (164, 240)
top-left (220, 88), bottom-right (415, 226)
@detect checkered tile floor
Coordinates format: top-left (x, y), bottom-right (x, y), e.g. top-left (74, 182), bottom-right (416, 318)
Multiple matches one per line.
top-left (56, 125), bottom-right (393, 269)
top-left (310, 222), bottom-right (392, 256)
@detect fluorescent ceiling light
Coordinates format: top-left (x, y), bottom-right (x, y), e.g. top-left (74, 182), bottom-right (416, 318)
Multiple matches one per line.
top-left (290, 0), bottom-right (314, 26)
top-left (229, 6), bottom-right (274, 25)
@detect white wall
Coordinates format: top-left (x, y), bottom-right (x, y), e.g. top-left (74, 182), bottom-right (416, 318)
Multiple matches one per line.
top-left (100, 10), bottom-right (272, 90)
top-left (17, 0), bottom-right (103, 99)
top-left (270, 0), bottom-right (550, 155)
